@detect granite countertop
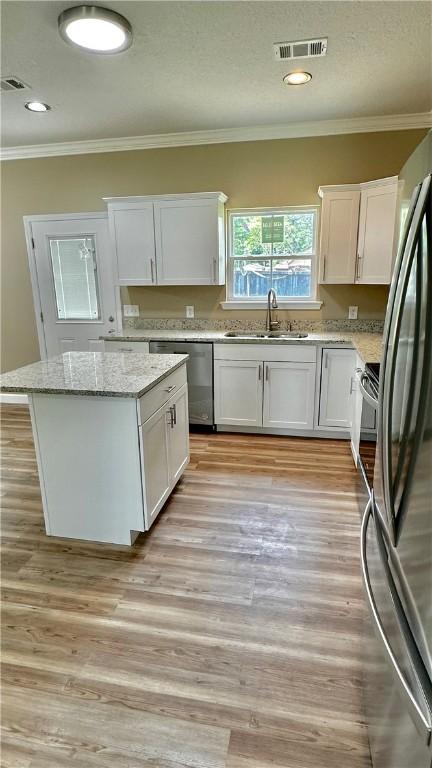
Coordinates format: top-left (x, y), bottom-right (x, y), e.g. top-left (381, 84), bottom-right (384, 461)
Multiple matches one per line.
top-left (0, 352), bottom-right (189, 398)
top-left (102, 329), bottom-right (383, 364)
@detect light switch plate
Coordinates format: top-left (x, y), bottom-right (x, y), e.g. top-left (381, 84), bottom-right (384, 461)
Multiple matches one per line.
top-left (186, 305), bottom-right (195, 319)
top-left (123, 304), bottom-right (139, 317)
top-left (348, 306), bottom-right (358, 320)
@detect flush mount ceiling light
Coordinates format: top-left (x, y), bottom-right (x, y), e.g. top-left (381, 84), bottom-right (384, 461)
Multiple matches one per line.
top-left (58, 5), bottom-right (132, 53)
top-left (25, 101), bottom-right (51, 112)
top-left (283, 71), bottom-right (312, 86)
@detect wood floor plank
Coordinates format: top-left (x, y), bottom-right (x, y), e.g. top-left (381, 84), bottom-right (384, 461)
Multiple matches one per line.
top-left (0, 405), bottom-right (370, 767)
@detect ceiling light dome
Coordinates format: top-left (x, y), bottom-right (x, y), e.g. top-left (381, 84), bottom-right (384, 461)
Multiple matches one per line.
top-left (283, 71), bottom-right (312, 86)
top-left (58, 5), bottom-right (132, 53)
top-left (25, 101), bottom-right (51, 112)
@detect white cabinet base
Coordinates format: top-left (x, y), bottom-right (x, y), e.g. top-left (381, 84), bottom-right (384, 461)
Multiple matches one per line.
top-left (29, 393), bottom-right (144, 545)
top-left (28, 372), bottom-right (189, 546)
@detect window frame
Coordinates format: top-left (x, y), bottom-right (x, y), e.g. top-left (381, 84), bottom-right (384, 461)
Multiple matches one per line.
top-left (224, 206), bottom-right (322, 310)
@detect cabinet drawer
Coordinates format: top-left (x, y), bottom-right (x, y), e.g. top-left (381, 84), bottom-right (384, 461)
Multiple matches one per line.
top-left (213, 343), bottom-right (316, 363)
top-left (138, 364), bottom-right (187, 425)
top-left (104, 340), bottom-right (150, 353)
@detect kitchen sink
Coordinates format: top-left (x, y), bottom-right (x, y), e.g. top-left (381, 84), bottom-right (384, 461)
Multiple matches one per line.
top-left (224, 331), bottom-right (308, 339)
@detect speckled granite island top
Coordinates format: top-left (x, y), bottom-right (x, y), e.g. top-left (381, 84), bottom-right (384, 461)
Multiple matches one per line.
top-left (102, 329), bottom-right (383, 364)
top-left (0, 351), bottom-right (189, 398)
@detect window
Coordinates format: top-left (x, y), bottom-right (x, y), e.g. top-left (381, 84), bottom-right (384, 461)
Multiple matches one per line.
top-left (226, 207), bottom-right (319, 306)
top-left (49, 236), bottom-right (101, 320)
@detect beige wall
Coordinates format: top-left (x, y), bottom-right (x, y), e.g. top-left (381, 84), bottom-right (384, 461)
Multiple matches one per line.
top-left (1, 129), bottom-right (426, 372)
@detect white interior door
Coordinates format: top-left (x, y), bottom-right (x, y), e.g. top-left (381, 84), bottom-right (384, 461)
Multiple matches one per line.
top-left (28, 215), bottom-right (118, 358)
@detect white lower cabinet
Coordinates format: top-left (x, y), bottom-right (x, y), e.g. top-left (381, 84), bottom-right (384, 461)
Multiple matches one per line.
top-left (319, 348), bottom-right (356, 429)
top-left (214, 360), bottom-right (263, 426)
top-left (168, 384), bottom-right (190, 484)
top-left (263, 362), bottom-right (316, 429)
top-left (214, 346), bottom-right (317, 431)
top-left (140, 402), bottom-right (171, 526)
top-left (350, 356), bottom-right (363, 464)
top-left (140, 382), bottom-right (189, 526)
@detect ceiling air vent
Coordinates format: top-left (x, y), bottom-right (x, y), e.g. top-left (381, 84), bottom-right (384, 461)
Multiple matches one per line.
top-left (0, 76), bottom-right (31, 92)
top-left (273, 38), bottom-right (328, 61)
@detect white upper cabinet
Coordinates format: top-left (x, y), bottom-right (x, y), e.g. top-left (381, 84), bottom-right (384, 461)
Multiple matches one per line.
top-left (154, 197), bottom-right (225, 285)
top-left (318, 176), bottom-right (399, 285)
top-left (105, 192), bottom-right (227, 287)
top-left (356, 182), bottom-right (399, 284)
top-left (319, 189), bottom-right (360, 283)
top-left (108, 202), bottom-right (156, 286)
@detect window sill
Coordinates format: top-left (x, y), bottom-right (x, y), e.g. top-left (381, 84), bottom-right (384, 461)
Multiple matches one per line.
top-left (220, 300), bottom-right (323, 310)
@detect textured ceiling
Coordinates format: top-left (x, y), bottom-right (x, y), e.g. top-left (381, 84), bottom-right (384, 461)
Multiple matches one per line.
top-left (1, 0), bottom-right (431, 147)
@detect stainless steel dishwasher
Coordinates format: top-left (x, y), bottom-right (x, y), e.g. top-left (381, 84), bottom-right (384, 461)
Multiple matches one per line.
top-left (149, 341), bottom-right (214, 427)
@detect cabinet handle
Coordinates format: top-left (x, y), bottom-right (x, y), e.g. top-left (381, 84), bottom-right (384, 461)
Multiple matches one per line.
top-left (258, 364), bottom-right (262, 381)
top-left (172, 403), bottom-right (177, 425)
top-left (119, 347), bottom-right (133, 352)
top-left (265, 365), bottom-right (269, 382)
top-left (322, 255), bottom-right (326, 281)
top-left (213, 258), bottom-right (217, 283)
top-left (164, 384), bottom-right (177, 393)
top-left (356, 253), bottom-right (362, 279)
top-left (150, 259), bottom-right (155, 283)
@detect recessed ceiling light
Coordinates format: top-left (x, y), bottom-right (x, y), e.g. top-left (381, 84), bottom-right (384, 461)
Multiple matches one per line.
top-left (283, 71), bottom-right (312, 86)
top-left (58, 5), bottom-right (132, 53)
top-left (25, 101), bottom-right (51, 112)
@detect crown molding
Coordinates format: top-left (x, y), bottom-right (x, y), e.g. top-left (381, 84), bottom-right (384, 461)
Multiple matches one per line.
top-left (2, 111), bottom-right (431, 161)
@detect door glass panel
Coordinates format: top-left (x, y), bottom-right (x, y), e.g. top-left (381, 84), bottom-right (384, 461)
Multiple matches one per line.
top-left (49, 236), bottom-right (101, 320)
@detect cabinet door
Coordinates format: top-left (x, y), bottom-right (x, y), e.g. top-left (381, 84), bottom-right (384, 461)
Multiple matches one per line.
top-left (214, 360), bottom-right (263, 426)
top-left (167, 383), bottom-right (190, 485)
top-left (109, 204), bottom-right (156, 285)
top-left (262, 362), bottom-right (315, 429)
top-left (350, 363), bottom-right (363, 464)
top-left (319, 190), bottom-right (360, 283)
top-left (154, 198), bottom-right (220, 285)
top-left (139, 403), bottom-right (171, 528)
top-left (319, 349), bottom-right (355, 428)
top-left (356, 182), bottom-right (398, 284)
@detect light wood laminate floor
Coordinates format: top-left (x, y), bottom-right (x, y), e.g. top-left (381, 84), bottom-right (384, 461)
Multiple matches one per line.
top-left (1, 405), bottom-right (371, 768)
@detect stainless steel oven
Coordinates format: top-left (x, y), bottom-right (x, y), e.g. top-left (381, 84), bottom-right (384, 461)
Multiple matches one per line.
top-left (357, 362), bottom-right (380, 493)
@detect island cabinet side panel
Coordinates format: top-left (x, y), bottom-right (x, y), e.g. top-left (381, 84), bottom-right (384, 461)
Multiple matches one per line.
top-left (29, 394), bottom-right (144, 545)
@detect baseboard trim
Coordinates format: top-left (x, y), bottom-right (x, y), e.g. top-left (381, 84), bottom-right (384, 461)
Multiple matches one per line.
top-left (0, 393), bottom-right (29, 404)
top-left (216, 424), bottom-right (350, 439)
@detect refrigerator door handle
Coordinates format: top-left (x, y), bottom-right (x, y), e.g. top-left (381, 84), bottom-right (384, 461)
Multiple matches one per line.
top-left (361, 498), bottom-right (432, 745)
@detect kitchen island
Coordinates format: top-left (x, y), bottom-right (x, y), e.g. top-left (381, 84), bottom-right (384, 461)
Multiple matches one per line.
top-left (0, 352), bottom-right (189, 544)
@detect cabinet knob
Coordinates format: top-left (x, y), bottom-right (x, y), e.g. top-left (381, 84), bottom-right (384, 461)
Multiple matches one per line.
top-left (108, 316), bottom-right (114, 322)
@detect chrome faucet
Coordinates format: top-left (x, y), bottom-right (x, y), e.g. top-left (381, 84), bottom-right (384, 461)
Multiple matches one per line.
top-left (266, 289), bottom-right (280, 332)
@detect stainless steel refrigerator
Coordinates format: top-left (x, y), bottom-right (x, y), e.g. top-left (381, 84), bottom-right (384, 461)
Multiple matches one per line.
top-left (362, 135), bottom-right (432, 767)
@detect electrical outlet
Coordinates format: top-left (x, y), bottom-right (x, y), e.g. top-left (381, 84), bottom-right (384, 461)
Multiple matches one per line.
top-left (348, 306), bottom-right (358, 320)
top-left (123, 304), bottom-right (139, 317)
top-left (186, 305), bottom-right (195, 319)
